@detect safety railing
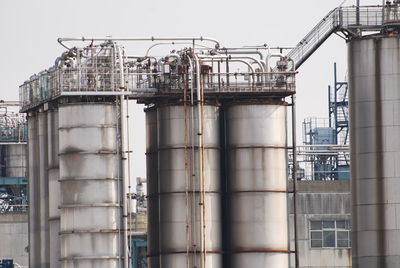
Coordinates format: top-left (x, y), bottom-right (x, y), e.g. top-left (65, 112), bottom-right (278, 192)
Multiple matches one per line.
top-left (288, 145), bottom-right (350, 181)
top-left (0, 115), bottom-right (27, 143)
top-left (21, 66), bottom-right (296, 110)
top-left (0, 203), bottom-right (28, 214)
top-left (287, 8), bottom-right (341, 69)
top-left (286, 5), bottom-right (390, 69)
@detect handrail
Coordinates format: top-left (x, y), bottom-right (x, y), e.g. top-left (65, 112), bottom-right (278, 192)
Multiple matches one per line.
top-left (286, 5), bottom-right (388, 69)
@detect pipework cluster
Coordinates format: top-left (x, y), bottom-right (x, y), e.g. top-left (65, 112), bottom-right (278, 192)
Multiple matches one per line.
top-left (19, 38), bottom-right (296, 111)
top-left (0, 109), bottom-right (26, 143)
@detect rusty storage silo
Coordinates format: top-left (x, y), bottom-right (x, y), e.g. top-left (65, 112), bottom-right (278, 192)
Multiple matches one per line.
top-left (145, 107), bottom-right (160, 268)
top-left (225, 102), bottom-right (289, 268)
top-left (349, 35), bottom-right (400, 268)
top-left (47, 108), bottom-right (60, 267)
top-left (155, 104), bottom-right (222, 268)
top-left (58, 103), bottom-right (122, 268)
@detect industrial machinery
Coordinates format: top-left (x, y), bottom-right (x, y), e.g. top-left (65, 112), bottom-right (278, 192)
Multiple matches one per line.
top-left (20, 37), bottom-right (296, 268)
top-left (297, 64), bottom-right (350, 181)
top-left (19, 2), bottom-right (400, 268)
top-left (0, 103), bottom-right (27, 213)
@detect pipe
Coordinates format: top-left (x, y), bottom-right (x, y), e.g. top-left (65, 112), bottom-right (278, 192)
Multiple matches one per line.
top-left (119, 96), bottom-right (130, 268)
top-left (200, 59), bottom-right (255, 86)
top-left (57, 37), bottom-right (221, 50)
top-left (199, 55), bottom-right (265, 72)
top-left (200, 59), bottom-right (255, 72)
top-left (219, 49), bottom-right (264, 60)
top-left (266, 53), bottom-right (284, 72)
top-left (193, 53), bottom-right (206, 268)
top-left (291, 95), bottom-right (299, 268)
top-left (186, 53), bottom-right (198, 267)
top-left (145, 42), bottom-right (213, 56)
top-left (117, 46), bottom-right (125, 89)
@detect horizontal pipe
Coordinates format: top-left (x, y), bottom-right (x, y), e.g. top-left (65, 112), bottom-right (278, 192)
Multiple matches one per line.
top-left (60, 91), bottom-right (133, 96)
top-left (57, 37), bottom-right (220, 50)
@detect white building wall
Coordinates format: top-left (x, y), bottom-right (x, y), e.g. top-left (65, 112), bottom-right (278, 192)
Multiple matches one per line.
top-left (0, 213), bottom-right (28, 266)
top-left (289, 181), bottom-right (352, 268)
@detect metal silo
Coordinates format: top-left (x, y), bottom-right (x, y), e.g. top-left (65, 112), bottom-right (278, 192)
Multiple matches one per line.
top-left (145, 107), bottom-right (160, 268)
top-left (157, 104), bottom-right (222, 268)
top-left (59, 103), bottom-right (122, 268)
top-left (47, 108), bottom-right (60, 267)
top-left (349, 35), bottom-right (400, 268)
top-left (225, 103), bottom-right (289, 268)
top-left (5, 144), bottom-right (26, 178)
top-left (38, 110), bottom-right (50, 267)
top-left (28, 114), bottom-right (41, 268)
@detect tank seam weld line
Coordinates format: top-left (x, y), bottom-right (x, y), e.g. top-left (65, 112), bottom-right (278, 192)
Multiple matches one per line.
top-left (227, 145), bottom-right (291, 150)
top-left (148, 146), bottom-right (220, 152)
top-left (147, 249), bottom-right (293, 256)
top-left (60, 230), bottom-right (121, 234)
top-left (60, 256), bottom-right (121, 260)
top-left (59, 204), bottom-right (120, 208)
top-left (59, 177), bottom-right (120, 181)
top-left (58, 125), bottom-right (116, 130)
top-left (147, 191), bottom-right (220, 197)
top-left (59, 151), bottom-right (117, 155)
top-left (229, 190), bottom-right (289, 193)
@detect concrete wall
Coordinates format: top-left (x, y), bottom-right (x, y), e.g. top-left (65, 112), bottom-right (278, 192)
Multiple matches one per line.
top-left (289, 181), bottom-right (352, 268)
top-left (0, 212), bottom-right (28, 266)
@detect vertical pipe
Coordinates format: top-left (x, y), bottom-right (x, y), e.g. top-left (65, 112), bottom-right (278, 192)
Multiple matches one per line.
top-left (334, 63), bottom-right (338, 145)
top-left (291, 95), bottom-right (299, 268)
top-left (194, 54), bottom-right (206, 268)
top-left (356, 0), bottom-right (360, 25)
top-left (38, 110), bottom-right (49, 267)
top-left (120, 96), bottom-right (130, 268)
top-left (328, 85), bottom-right (332, 129)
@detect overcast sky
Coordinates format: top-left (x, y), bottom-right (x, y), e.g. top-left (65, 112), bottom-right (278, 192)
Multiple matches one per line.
top-left (0, 0), bottom-right (380, 179)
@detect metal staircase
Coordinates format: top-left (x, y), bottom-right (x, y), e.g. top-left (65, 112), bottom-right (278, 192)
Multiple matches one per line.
top-left (287, 5), bottom-right (387, 69)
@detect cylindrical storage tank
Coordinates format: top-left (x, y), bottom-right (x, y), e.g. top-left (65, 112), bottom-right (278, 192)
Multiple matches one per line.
top-left (5, 144), bottom-right (27, 178)
top-left (145, 107), bottom-right (160, 268)
top-left (157, 104), bottom-right (222, 268)
top-left (349, 36), bottom-right (400, 268)
top-left (59, 103), bottom-right (122, 268)
top-left (28, 114), bottom-right (41, 268)
top-left (225, 103), bottom-right (289, 268)
top-left (38, 111), bottom-right (50, 267)
top-left (48, 109), bottom-right (61, 268)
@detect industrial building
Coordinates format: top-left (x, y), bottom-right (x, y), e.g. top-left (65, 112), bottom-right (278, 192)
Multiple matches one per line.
top-left (0, 102), bottom-right (28, 267)
top-left (14, 2), bottom-right (400, 268)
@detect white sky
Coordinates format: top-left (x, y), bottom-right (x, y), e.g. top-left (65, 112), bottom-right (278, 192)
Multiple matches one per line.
top-left (0, 0), bottom-right (380, 179)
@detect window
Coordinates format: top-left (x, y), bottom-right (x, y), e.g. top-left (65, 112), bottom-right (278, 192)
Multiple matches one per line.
top-left (310, 220), bottom-right (350, 248)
